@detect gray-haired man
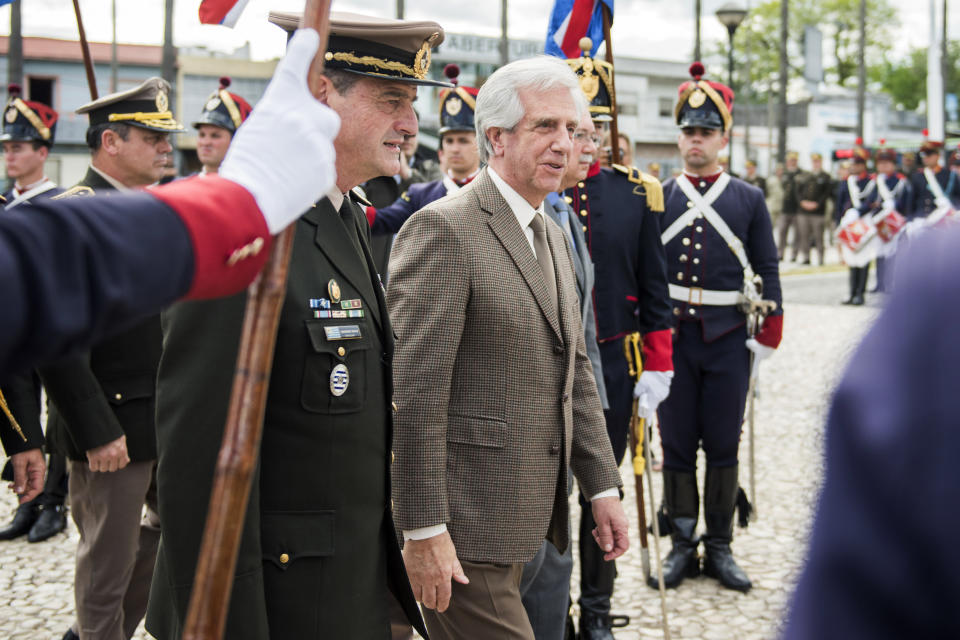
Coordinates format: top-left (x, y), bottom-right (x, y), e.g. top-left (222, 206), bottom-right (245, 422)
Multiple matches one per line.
top-left (388, 56), bottom-right (629, 640)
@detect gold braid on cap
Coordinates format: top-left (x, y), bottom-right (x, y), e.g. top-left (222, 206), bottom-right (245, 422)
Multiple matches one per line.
top-left (219, 90), bottom-right (243, 129)
top-left (674, 80), bottom-right (732, 133)
top-left (107, 111), bottom-right (182, 130)
top-left (324, 39), bottom-right (433, 81)
top-left (13, 98), bottom-right (51, 141)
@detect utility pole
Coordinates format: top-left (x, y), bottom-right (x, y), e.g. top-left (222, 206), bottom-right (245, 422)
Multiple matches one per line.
top-left (744, 1), bottom-right (752, 162)
top-left (855, 0), bottom-right (866, 141)
top-left (8, 0), bottom-right (22, 89)
top-left (500, 0), bottom-right (509, 66)
top-left (777, 0), bottom-right (788, 163)
top-left (162, 0), bottom-right (176, 90)
top-left (396, 0), bottom-right (404, 19)
top-left (928, 0), bottom-right (945, 141)
top-left (694, 0), bottom-right (702, 61)
top-left (110, 0), bottom-right (118, 93)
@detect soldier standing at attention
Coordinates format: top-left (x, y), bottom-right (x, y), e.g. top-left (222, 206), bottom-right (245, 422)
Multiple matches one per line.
top-left (0, 83), bottom-right (69, 544)
top-left (193, 76), bottom-right (252, 174)
top-left (37, 77), bottom-right (184, 640)
top-left (777, 150), bottom-right (801, 260)
top-left (561, 41), bottom-right (674, 640)
top-left (910, 139), bottom-right (958, 219)
top-left (654, 62), bottom-right (782, 593)
top-left (742, 159), bottom-right (766, 196)
top-left (794, 152), bottom-right (833, 266)
top-left (835, 147), bottom-right (874, 306)
top-left (147, 15), bottom-right (447, 640)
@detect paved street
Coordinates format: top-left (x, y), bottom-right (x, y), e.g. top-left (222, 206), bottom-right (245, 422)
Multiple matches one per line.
top-left (0, 268), bottom-right (879, 640)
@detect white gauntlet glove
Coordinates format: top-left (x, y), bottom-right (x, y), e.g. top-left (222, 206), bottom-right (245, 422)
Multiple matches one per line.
top-left (632, 370), bottom-right (673, 420)
top-left (746, 338), bottom-right (775, 378)
top-left (220, 28), bottom-right (340, 234)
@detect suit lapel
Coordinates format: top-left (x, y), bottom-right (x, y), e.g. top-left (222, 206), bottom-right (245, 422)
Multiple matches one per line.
top-left (303, 199), bottom-right (383, 332)
top-left (478, 171), bottom-right (563, 341)
top-left (544, 220), bottom-right (578, 349)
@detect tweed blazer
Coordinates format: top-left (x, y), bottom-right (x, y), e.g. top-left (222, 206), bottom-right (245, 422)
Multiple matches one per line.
top-left (387, 168), bottom-right (621, 564)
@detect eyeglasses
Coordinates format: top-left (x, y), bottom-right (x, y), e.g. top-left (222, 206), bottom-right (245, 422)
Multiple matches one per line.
top-left (573, 131), bottom-right (603, 145)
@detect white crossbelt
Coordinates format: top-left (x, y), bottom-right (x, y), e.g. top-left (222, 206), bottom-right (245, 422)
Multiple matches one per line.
top-left (668, 283), bottom-right (741, 306)
top-left (664, 174), bottom-right (754, 306)
top-left (846, 174), bottom-right (876, 209)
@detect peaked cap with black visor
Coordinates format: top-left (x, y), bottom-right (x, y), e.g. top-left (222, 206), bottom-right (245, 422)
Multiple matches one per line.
top-left (268, 11), bottom-right (452, 88)
top-left (675, 62), bottom-right (734, 134)
top-left (1, 84), bottom-right (58, 147)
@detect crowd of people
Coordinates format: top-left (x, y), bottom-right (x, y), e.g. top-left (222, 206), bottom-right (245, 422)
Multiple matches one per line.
top-left (0, 8), bottom-right (955, 640)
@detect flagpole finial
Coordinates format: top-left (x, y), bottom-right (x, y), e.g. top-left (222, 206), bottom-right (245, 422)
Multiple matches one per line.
top-left (579, 37), bottom-right (593, 56)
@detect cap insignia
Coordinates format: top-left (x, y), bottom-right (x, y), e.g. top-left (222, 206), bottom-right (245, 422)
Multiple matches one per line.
top-left (445, 96), bottom-right (462, 116)
top-left (5, 107), bottom-right (16, 124)
top-left (155, 89), bottom-right (169, 113)
top-left (689, 89), bottom-right (707, 108)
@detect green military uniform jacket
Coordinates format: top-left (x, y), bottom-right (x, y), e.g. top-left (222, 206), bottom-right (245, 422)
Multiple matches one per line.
top-left (795, 169), bottom-right (833, 216)
top-left (39, 167), bottom-right (162, 462)
top-left (146, 195), bottom-right (426, 640)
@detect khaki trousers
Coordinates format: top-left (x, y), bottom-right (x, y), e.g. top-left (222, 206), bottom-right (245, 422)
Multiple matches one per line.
top-left (422, 561), bottom-right (535, 640)
top-left (795, 213), bottom-right (825, 263)
top-left (69, 460), bottom-right (160, 640)
top-left (776, 213), bottom-right (797, 259)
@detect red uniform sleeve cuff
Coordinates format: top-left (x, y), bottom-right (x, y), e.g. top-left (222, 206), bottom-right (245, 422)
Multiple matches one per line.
top-left (642, 329), bottom-right (674, 372)
top-left (150, 175), bottom-right (271, 300)
top-left (366, 205), bottom-right (377, 228)
top-left (756, 313), bottom-right (783, 349)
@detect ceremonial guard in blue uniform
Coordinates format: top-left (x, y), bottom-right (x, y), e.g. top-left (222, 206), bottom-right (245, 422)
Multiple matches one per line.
top-left (910, 139), bottom-right (958, 218)
top-left (655, 63), bottom-right (783, 593)
top-left (366, 63), bottom-right (480, 236)
top-left (193, 76), bottom-right (252, 174)
top-left (864, 148), bottom-right (912, 293)
top-left (560, 41), bottom-right (674, 639)
top-left (0, 83), bottom-right (70, 543)
top-left (835, 148), bottom-right (875, 305)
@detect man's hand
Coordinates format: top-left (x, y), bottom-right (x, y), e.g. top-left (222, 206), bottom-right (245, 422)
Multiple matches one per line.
top-left (591, 496), bottom-right (630, 561)
top-left (800, 199), bottom-right (819, 211)
top-left (86, 435), bottom-right (130, 472)
top-left (401, 531), bottom-right (469, 612)
top-left (632, 370), bottom-right (673, 420)
top-left (398, 151), bottom-right (413, 181)
top-left (8, 448), bottom-right (45, 503)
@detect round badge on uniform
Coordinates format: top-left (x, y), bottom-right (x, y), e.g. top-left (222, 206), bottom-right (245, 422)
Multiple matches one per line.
top-left (328, 279), bottom-right (341, 303)
top-left (445, 96), bottom-right (462, 116)
top-left (330, 363), bottom-right (350, 396)
top-left (205, 96), bottom-right (222, 112)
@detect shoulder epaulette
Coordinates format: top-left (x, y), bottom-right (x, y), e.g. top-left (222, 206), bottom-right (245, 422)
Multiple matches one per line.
top-left (349, 187), bottom-right (372, 207)
top-left (612, 163), bottom-right (664, 212)
top-left (52, 186), bottom-right (95, 199)
top-left (400, 191), bottom-right (411, 202)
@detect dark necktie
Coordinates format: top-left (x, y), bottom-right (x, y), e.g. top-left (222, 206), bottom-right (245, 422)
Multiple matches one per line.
top-left (529, 213), bottom-right (559, 316)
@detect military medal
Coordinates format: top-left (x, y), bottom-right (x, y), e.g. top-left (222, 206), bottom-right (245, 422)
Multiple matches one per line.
top-left (330, 363), bottom-right (350, 396)
top-left (328, 279), bottom-right (341, 303)
top-left (340, 299), bottom-right (362, 309)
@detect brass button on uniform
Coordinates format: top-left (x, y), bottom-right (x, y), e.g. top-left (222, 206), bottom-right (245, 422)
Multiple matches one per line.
top-left (114, 393), bottom-right (122, 400)
top-left (279, 553), bottom-right (289, 564)
top-left (677, 272), bottom-right (684, 281)
top-left (687, 201), bottom-right (694, 208)
top-left (580, 194), bottom-right (587, 200)
top-left (682, 238), bottom-right (691, 246)
top-left (578, 181), bottom-right (585, 188)
top-left (580, 209), bottom-right (588, 217)
top-left (696, 226), bottom-right (703, 233)
top-left (692, 276), bottom-right (699, 283)
top-left (337, 346), bottom-right (346, 357)
top-left (673, 307), bottom-right (681, 316)
top-left (693, 258), bottom-right (700, 264)
top-left (688, 308), bottom-right (697, 315)
top-left (695, 243), bottom-right (702, 250)
top-left (679, 254), bottom-right (688, 263)
top-left (582, 225), bottom-right (588, 232)
top-left (564, 196), bottom-right (573, 204)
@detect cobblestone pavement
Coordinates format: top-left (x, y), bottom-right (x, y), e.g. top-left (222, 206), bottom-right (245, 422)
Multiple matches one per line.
top-left (0, 272), bottom-right (878, 640)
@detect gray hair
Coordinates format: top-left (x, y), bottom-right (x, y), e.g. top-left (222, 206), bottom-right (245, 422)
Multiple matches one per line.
top-left (475, 56), bottom-right (588, 163)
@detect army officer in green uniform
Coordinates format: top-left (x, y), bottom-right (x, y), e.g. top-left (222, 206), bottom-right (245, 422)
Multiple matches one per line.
top-left (146, 14), bottom-right (451, 640)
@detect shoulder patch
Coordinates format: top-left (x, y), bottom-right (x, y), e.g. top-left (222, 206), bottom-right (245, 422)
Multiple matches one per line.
top-left (51, 185), bottom-right (95, 199)
top-left (349, 187), bottom-right (372, 207)
top-left (612, 164), bottom-right (664, 212)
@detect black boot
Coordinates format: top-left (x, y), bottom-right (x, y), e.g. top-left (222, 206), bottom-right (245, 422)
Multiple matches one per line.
top-left (28, 503), bottom-right (67, 543)
top-left (852, 263), bottom-right (870, 305)
top-left (647, 470), bottom-right (699, 590)
top-left (0, 500), bottom-right (39, 540)
top-left (842, 268), bottom-right (858, 304)
top-left (578, 506), bottom-right (618, 640)
top-left (702, 466), bottom-right (752, 592)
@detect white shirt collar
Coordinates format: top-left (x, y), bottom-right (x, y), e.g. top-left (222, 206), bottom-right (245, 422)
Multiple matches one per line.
top-left (326, 187), bottom-right (345, 211)
top-left (89, 165), bottom-right (133, 192)
top-left (487, 166), bottom-right (544, 231)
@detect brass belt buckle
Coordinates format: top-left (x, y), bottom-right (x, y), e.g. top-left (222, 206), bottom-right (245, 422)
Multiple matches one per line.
top-left (688, 287), bottom-right (703, 306)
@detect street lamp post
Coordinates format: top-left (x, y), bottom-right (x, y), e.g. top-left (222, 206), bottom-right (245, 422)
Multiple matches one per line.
top-left (716, 2), bottom-right (748, 170)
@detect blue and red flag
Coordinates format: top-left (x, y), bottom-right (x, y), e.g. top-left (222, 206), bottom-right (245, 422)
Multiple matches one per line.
top-left (199, 0), bottom-right (250, 28)
top-left (545, 0), bottom-right (613, 59)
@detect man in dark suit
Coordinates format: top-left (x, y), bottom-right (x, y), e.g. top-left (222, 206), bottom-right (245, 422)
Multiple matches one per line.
top-left (36, 77), bottom-right (184, 640)
top-left (655, 63), bottom-right (782, 593)
top-left (389, 55), bottom-right (628, 640)
top-left (0, 83), bottom-right (69, 543)
top-left (783, 227), bottom-right (960, 640)
top-left (146, 14), bottom-right (447, 640)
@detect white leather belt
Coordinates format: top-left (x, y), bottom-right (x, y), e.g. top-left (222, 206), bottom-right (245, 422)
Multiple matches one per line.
top-left (669, 284), bottom-right (741, 306)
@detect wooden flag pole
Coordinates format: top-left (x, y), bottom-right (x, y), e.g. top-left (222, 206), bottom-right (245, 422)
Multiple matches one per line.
top-left (180, 2), bottom-right (333, 638)
top-left (601, 3), bottom-right (620, 167)
top-left (72, 0), bottom-right (98, 101)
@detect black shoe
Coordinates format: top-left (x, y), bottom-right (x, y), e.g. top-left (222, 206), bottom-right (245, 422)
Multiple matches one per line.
top-left (577, 613), bottom-right (615, 640)
top-left (703, 545), bottom-right (752, 592)
top-left (0, 502), bottom-right (39, 540)
top-left (61, 629), bottom-right (79, 640)
top-left (648, 540), bottom-right (699, 589)
top-left (850, 295), bottom-right (864, 306)
top-left (702, 466), bottom-right (752, 593)
top-left (28, 504), bottom-right (66, 543)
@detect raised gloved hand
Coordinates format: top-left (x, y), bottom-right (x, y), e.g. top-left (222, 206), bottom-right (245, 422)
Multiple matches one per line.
top-left (746, 338), bottom-right (775, 378)
top-left (220, 28), bottom-right (340, 234)
top-left (633, 370), bottom-right (673, 420)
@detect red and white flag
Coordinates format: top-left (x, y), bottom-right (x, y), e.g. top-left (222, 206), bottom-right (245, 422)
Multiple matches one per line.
top-left (199, 0), bottom-right (250, 28)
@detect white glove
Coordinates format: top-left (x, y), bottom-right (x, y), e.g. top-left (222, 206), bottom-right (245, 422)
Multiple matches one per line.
top-left (746, 338), bottom-right (775, 378)
top-left (839, 207), bottom-right (860, 227)
top-left (633, 370), bottom-right (673, 420)
top-left (220, 28), bottom-right (340, 234)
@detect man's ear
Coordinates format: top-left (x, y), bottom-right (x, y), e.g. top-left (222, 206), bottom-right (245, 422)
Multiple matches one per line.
top-left (487, 127), bottom-right (506, 157)
top-left (313, 74), bottom-right (334, 105)
top-left (100, 129), bottom-right (120, 156)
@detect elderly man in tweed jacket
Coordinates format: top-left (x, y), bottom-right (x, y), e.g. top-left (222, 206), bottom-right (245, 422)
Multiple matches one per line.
top-left (387, 56), bottom-right (629, 640)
